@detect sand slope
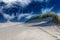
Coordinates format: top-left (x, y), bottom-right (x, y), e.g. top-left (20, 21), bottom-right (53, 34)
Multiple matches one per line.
top-left (0, 22), bottom-right (60, 40)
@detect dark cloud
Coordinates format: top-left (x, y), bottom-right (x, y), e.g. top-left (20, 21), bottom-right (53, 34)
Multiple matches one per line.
top-left (0, 13), bottom-right (7, 23)
top-left (0, 1), bottom-right (7, 7)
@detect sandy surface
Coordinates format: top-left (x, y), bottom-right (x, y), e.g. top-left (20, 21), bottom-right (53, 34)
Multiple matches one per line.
top-left (0, 22), bottom-right (60, 40)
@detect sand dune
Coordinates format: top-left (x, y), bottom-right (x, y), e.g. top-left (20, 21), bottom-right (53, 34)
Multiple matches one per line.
top-left (0, 22), bottom-right (60, 40)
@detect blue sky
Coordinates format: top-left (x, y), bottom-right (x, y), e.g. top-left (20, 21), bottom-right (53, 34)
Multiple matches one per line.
top-left (1, 0), bottom-right (60, 13)
top-left (0, 0), bottom-right (60, 22)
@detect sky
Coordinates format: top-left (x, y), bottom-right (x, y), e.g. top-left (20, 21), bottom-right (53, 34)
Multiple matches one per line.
top-left (2, 0), bottom-right (60, 13)
top-left (0, 0), bottom-right (60, 22)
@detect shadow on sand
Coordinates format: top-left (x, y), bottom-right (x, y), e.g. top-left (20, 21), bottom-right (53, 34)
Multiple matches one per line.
top-left (25, 17), bottom-right (57, 27)
top-left (31, 22), bottom-right (56, 27)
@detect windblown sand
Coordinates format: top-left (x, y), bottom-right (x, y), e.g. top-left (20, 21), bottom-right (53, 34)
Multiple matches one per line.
top-left (0, 22), bottom-right (60, 40)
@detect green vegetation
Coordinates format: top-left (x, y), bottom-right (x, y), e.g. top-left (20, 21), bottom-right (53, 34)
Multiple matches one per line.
top-left (25, 12), bottom-right (60, 27)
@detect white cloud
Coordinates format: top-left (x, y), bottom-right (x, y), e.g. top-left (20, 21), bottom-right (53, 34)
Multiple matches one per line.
top-left (25, 15), bottom-right (33, 19)
top-left (2, 13), bottom-right (15, 20)
top-left (18, 0), bottom-right (31, 6)
top-left (41, 7), bottom-right (54, 13)
top-left (17, 12), bottom-right (34, 20)
top-left (3, 0), bottom-right (17, 3)
top-left (3, 0), bottom-right (31, 7)
top-left (17, 13), bottom-right (30, 20)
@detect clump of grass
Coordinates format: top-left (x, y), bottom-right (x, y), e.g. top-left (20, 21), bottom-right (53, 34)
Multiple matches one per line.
top-left (25, 12), bottom-right (60, 27)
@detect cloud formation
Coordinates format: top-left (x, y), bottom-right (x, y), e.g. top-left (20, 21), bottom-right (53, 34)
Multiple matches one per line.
top-left (0, 0), bottom-right (59, 23)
